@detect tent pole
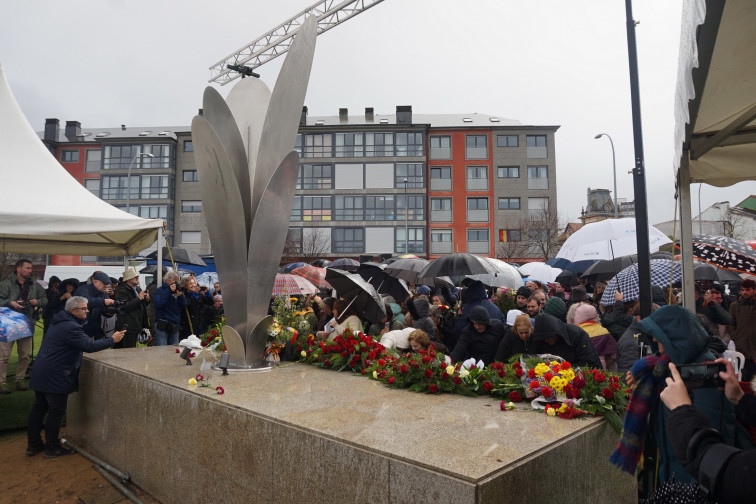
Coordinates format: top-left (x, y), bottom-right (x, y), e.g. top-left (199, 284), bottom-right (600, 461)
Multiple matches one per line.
top-left (157, 227), bottom-right (163, 286)
top-left (678, 156), bottom-right (696, 311)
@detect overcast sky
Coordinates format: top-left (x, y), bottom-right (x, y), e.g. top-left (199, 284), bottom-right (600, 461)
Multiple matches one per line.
top-left (3, 0), bottom-right (754, 225)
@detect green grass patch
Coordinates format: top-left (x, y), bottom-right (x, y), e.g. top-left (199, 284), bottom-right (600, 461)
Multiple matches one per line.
top-left (0, 324), bottom-right (43, 432)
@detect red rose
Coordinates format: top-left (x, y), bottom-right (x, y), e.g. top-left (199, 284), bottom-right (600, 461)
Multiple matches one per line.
top-left (410, 360), bottom-right (419, 369)
top-left (500, 400), bottom-right (508, 411)
top-left (368, 351), bottom-right (376, 360)
top-left (528, 369), bottom-right (536, 378)
top-left (361, 369), bottom-right (368, 375)
top-left (513, 362), bottom-right (522, 369)
top-left (573, 388), bottom-right (581, 398)
top-left (215, 386), bottom-right (224, 395)
top-left (453, 376), bottom-right (462, 385)
top-left (379, 370), bottom-right (387, 379)
top-left (602, 388), bottom-right (614, 399)
top-left (565, 389), bottom-right (574, 399)
top-left (483, 381), bottom-right (493, 392)
top-left (377, 358), bottom-right (385, 367)
top-left (340, 351), bottom-right (348, 358)
top-left (595, 373), bottom-right (606, 383)
top-left (324, 360), bottom-right (331, 367)
top-left (201, 341), bottom-right (208, 347)
top-left (529, 381), bottom-right (540, 390)
top-left (424, 369), bottom-right (433, 378)
top-left (400, 364), bottom-right (409, 374)
top-left (498, 369), bottom-right (506, 378)
top-left (573, 376), bottom-right (586, 388)
top-left (388, 377), bottom-right (396, 385)
top-left (541, 386), bottom-right (553, 398)
top-left (422, 355), bottom-right (432, 364)
top-left (508, 391), bottom-right (523, 403)
top-left (441, 371), bottom-right (449, 380)
top-left (175, 349), bottom-right (180, 353)
top-left (610, 381), bottom-right (621, 390)
top-left (514, 368), bottom-right (524, 378)
top-left (429, 384), bottom-right (439, 394)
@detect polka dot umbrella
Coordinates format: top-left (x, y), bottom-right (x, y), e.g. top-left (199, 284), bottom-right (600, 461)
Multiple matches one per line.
top-left (680, 235), bottom-right (756, 275)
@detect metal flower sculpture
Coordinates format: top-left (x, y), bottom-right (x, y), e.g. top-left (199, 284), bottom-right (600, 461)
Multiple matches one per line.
top-left (191, 16), bottom-right (317, 368)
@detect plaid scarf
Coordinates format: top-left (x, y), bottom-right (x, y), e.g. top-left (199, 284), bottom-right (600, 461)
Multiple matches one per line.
top-left (609, 353), bottom-right (670, 473)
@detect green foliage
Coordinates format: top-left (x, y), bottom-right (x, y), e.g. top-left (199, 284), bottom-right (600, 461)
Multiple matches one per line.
top-left (491, 288), bottom-right (517, 315)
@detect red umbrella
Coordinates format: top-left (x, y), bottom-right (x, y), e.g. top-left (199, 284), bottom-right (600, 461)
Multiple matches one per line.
top-left (271, 274), bottom-right (317, 297)
top-left (291, 265), bottom-right (331, 289)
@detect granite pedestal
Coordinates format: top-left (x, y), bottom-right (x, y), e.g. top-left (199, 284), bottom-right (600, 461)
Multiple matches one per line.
top-left (67, 347), bottom-right (635, 504)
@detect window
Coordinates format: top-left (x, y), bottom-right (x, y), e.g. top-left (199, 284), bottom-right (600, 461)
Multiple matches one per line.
top-left (140, 175), bottom-right (169, 199)
top-left (430, 166), bottom-right (452, 191)
top-left (84, 178), bottom-right (100, 196)
top-left (182, 200), bottom-right (202, 212)
top-left (430, 197), bottom-right (452, 222)
top-left (466, 166), bottom-right (488, 190)
top-left (303, 196), bottom-right (331, 221)
top-left (497, 166), bottom-right (519, 178)
top-left (430, 230), bottom-right (453, 254)
top-left (102, 145), bottom-right (138, 170)
top-left (335, 133), bottom-right (364, 157)
top-left (528, 166), bottom-right (549, 189)
top-left (334, 195), bottom-right (364, 220)
top-left (467, 229), bottom-right (490, 254)
top-left (395, 227), bottom-right (425, 254)
top-left (498, 197), bottom-right (520, 210)
top-left (365, 195), bottom-right (395, 221)
top-left (526, 135), bottom-right (547, 158)
top-left (302, 134), bottom-right (332, 158)
top-left (142, 144), bottom-right (173, 169)
top-left (528, 229), bottom-right (549, 242)
top-left (183, 140), bottom-right (193, 152)
top-left (365, 133), bottom-right (394, 157)
top-left (429, 136), bottom-right (451, 160)
top-left (181, 231), bottom-right (202, 244)
top-left (395, 163), bottom-right (424, 188)
top-left (333, 228), bottom-right (364, 253)
top-left (183, 170), bottom-right (198, 182)
top-left (465, 135), bottom-right (488, 159)
top-left (61, 150), bottom-right (79, 163)
top-left (497, 135), bottom-right (518, 147)
top-left (101, 175), bottom-right (138, 199)
top-left (139, 205), bottom-right (168, 221)
top-left (467, 197), bottom-right (489, 222)
top-left (85, 149), bottom-right (101, 172)
top-left (286, 228), bottom-right (303, 253)
top-left (528, 197), bottom-right (549, 217)
top-left (298, 164), bottom-right (332, 189)
top-left (499, 229), bottom-right (521, 242)
top-left (395, 132), bottom-right (423, 157)
top-left (397, 195), bottom-right (424, 221)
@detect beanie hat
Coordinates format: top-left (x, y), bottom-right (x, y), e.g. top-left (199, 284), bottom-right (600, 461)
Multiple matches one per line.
top-left (506, 309), bottom-right (524, 326)
top-left (542, 297), bottom-right (567, 321)
top-left (573, 304), bottom-right (598, 325)
top-left (92, 271), bottom-right (112, 285)
top-left (570, 286), bottom-right (590, 304)
top-left (416, 285), bottom-right (431, 296)
top-left (516, 286), bottom-right (532, 299)
top-left (468, 306), bottom-right (491, 326)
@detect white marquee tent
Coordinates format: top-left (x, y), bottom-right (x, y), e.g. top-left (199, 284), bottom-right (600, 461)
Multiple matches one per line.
top-left (0, 64), bottom-right (164, 257)
top-left (675, 0), bottom-right (756, 307)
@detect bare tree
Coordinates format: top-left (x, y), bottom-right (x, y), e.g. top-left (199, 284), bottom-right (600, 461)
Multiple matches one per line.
top-left (723, 207), bottom-right (751, 240)
top-left (0, 253), bottom-right (19, 278)
top-left (496, 233), bottom-right (529, 262)
top-left (281, 227), bottom-right (330, 264)
top-left (521, 204), bottom-right (565, 261)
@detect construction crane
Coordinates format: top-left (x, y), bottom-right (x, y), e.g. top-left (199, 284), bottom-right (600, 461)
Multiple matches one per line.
top-left (209, 0), bottom-right (384, 85)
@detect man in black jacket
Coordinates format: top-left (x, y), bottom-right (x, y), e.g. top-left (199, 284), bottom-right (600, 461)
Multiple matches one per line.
top-left (73, 271), bottom-right (115, 340)
top-left (661, 359), bottom-right (756, 503)
top-left (531, 313), bottom-right (601, 368)
top-left (114, 269), bottom-right (149, 348)
top-left (450, 306), bottom-right (505, 365)
top-left (26, 296), bottom-right (124, 458)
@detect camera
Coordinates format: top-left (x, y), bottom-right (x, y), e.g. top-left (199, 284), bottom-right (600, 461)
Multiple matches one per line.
top-left (675, 362), bottom-right (726, 389)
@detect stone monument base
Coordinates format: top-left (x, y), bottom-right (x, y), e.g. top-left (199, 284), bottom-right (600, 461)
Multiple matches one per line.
top-left (67, 347), bottom-right (635, 504)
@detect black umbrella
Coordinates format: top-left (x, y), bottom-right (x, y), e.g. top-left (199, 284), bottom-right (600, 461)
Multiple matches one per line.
top-left (146, 247), bottom-right (207, 267)
top-left (417, 253), bottom-right (499, 279)
top-left (581, 255), bottom-right (637, 283)
top-left (555, 270), bottom-right (580, 286)
top-left (139, 265), bottom-right (190, 276)
top-left (311, 259), bottom-right (332, 268)
top-left (694, 262), bottom-right (743, 283)
top-left (416, 276), bottom-right (455, 289)
top-left (384, 257), bottom-right (431, 283)
top-left (683, 234), bottom-right (756, 275)
top-left (356, 263), bottom-right (411, 302)
top-left (325, 268), bottom-right (387, 323)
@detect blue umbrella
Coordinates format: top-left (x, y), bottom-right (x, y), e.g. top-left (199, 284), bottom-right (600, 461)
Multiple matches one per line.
top-left (600, 259), bottom-right (682, 306)
top-left (546, 257), bottom-right (598, 274)
top-left (0, 308), bottom-right (33, 343)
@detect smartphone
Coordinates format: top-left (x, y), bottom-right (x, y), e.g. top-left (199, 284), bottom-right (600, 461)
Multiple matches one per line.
top-left (675, 362), bottom-right (726, 389)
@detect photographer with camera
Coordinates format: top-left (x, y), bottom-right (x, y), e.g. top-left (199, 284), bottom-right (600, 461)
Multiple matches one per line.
top-left (0, 259), bottom-right (48, 394)
top-left (73, 271), bottom-right (115, 341)
top-left (153, 271), bottom-right (186, 346)
top-left (660, 359), bottom-right (756, 503)
top-left (114, 269), bottom-right (150, 348)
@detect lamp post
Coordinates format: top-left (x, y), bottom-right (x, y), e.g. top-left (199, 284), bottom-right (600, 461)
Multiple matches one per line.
top-left (594, 133), bottom-right (618, 218)
top-left (126, 152), bottom-right (154, 214)
top-left (403, 178), bottom-right (409, 254)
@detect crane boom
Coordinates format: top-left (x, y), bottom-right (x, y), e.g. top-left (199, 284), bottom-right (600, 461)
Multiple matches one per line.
top-left (209, 0), bottom-right (384, 85)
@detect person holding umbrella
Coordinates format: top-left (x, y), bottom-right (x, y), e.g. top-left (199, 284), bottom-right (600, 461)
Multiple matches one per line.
top-left (323, 299), bottom-right (363, 341)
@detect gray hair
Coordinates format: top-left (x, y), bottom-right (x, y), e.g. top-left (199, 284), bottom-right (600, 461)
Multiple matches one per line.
top-left (213, 295), bottom-right (222, 303)
top-left (65, 296), bottom-right (88, 311)
top-left (164, 271), bottom-right (180, 283)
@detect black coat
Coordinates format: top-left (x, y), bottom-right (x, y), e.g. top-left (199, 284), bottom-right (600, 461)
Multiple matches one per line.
top-left (114, 282), bottom-right (148, 334)
top-left (450, 319), bottom-right (505, 365)
top-left (494, 328), bottom-right (537, 363)
top-left (666, 395), bottom-right (756, 503)
top-left (30, 310), bottom-right (115, 394)
top-left (73, 282), bottom-right (108, 340)
top-left (532, 314), bottom-right (602, 368)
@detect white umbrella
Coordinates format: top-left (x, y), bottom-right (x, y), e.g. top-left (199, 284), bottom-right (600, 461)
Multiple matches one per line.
top-left (467, 258), bottom-right (524, 290)
top-left (518, 263), bottom-right (561, 284)
top-left (517, 261), bottom-right (546, 276)
top-left (555, 218), bottom-right (671, 263)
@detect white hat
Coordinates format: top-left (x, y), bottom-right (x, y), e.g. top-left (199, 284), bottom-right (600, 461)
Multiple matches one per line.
top-left (122, 269), bottom-right (139, 282)
top-left (506, 309), bottom-right (524, 326)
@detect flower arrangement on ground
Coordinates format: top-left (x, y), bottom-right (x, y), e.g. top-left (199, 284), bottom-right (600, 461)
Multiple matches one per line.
top-left (199, 316), bottom-right (226, 352)
top-left (294, 327), bottom-right (390, 373)
top-left (265, 293), bottom-right (313, 364)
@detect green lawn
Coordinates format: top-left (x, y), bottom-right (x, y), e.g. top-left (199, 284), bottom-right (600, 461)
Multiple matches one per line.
top-left (0, 324), bottom-right (43, 432)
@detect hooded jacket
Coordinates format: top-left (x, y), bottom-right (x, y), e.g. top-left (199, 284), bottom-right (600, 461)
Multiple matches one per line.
top-left (531, 314), bottom-right (602, 368)
top-left (454, 281), bottom-right (504, 335)
top-left (30, 310), bottom-right (115, 394)
top-left (450, 306), bottom-right (505, 365)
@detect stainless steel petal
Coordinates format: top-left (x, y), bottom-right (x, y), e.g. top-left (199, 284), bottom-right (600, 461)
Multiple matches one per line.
top-left (202, 87), bottom-right (252, 241)
top-left (245, 315), bottom-right (274, 367)
top-left (252, 15), bottom-right (317, 223)
top-left (191, 115), bottom-right (249, 338)
top-left (247, 151), bottom-right (300, 326)
top-left (220, 325), bottom-right (246, 368)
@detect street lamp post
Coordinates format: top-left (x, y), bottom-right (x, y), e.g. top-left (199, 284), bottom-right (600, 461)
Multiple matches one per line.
top-left (594, 133), bottom-right (618, 218)
top-left (126, 152), bottom-right (154, 214)
top-left (403, 178), bottom-right (409, 254)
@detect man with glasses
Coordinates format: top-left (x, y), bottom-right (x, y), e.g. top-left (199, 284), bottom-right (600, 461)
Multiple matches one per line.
top-left (73, 271), bottom-right (116, 340)
top-left (26, 296), bottom-right (124, 458)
